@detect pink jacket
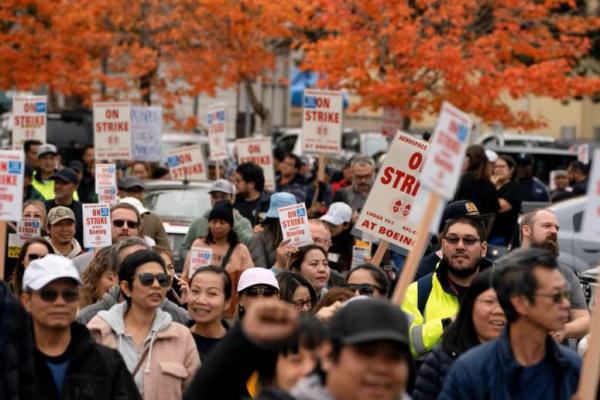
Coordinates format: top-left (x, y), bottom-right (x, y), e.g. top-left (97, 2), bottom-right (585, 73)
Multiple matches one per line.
top-left (87, 303), bottom-right (200, 400)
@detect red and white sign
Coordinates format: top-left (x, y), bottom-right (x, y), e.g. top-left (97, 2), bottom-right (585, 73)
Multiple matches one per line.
top-left (189, 246), bottom-right (213, 278)
top-left (12, 96), bottom-right (47, 148)
top-left (381, 107), bottom-right (403, 137)
top-left (207, 103), bottom-right (228, 161)
top-left (236, 137), bottom-right (275, 191)
top-left (582, 149), bottom-right (600, 239)
top-left (302, 89), bottom-right (342, 154)
top-left (94, 102), bottom-right (132, 161)
top-left (278, 203), bottom-right (313, 247)
top-left (419, 102), bottom-right (472, 200)
top-left (17, 217), bottom-right (41, 245)
top-left (95, 164), bottom-right (117, 205)
top-left (0, 150), bottom-right (24, 222)
top-left (355, 131), bottom-right (428, 252)
top-left (578, 144), bottom-right (590, 165)
top-left (167, 144), bottom-right (207, 181)
top-left (82, 204), bottom-right (112, 248)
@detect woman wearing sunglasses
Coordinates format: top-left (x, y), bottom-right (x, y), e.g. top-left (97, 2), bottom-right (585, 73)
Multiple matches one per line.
top-left (10, 237), bottom-right (53, 297)
top-left (236, 267), bottom-right (280, 319)
top-left (276, 271), bottom-right (317, 313)
top-left (88, 249), bottom-right (200, 400)
top-left (345, 263), bottom-right (390, 298)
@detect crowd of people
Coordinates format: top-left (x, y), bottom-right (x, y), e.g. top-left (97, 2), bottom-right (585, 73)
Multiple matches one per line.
top-left (0, 137), bottom-right (596, 400)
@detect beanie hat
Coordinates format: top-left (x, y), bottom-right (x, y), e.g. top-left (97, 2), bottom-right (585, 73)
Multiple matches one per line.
top-left (209, 201), bottom-right (234, 227)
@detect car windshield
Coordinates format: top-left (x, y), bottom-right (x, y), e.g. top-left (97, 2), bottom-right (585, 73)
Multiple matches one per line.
top-left (144, 187), bottom-right (212, 221)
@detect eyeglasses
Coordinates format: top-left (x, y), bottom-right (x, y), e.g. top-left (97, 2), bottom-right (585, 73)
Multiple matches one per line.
top-left (534, 291), bottom-right (571, 304)
top-left (292, 299), bottom-right (313, 310)
top-left (344, 283), bottom-right (381, 296)
top-left (243, 286), bottom-right (279, 297)
top-left (314, 237), bottom-right (333, 248)
top-left (35, 289), bottom-right (79, 303)
top-left (443, 235), bottom-right (481, 246)
top-left (27, 253), bottom-right (44, 261)
top-left (112, 219), bottom-right (139, 229)
top-left (137, 273), bottom-right (170, 288)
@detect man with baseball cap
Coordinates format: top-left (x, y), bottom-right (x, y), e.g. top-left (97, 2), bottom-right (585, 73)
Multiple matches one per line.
top-left (46, 206), bottom-right (84, 259)
top-left (179, 179), bottom-right (253, 260)
top-left (20, 254), bottom-right (140, 399)
top-left (31, 143), bottom-right (63, 200)
top-left (321, 202), bottom-right (354, 271)
top-left (515, 152), bottom-right (550, 202)
top-left (44, 167), bottom-right (84, 246)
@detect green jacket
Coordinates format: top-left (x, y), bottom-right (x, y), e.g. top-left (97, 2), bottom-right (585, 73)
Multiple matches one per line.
top-left (179, 208), bottom-right (253, 260)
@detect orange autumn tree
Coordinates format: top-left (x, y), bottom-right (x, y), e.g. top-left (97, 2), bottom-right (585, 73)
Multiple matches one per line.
top-left (301, 0), bottom-right (600, 129)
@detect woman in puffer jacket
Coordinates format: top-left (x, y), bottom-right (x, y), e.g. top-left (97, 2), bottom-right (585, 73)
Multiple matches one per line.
top-left (412, 269), bottom-right (505, 400)
top-left (88, 249), bottom-right (200, 400)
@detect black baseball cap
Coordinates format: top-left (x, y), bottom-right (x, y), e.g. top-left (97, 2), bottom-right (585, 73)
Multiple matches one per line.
top-left (50, 168), bottom-right (78, 185)
top-left (515, 152), bottom-right (534, 165)
top-left (439, 200), bottom-right (492, 234)
top-left (328, 298), bottom-right (409, 346)
top-left (68, 160), bottom-right (84, 173)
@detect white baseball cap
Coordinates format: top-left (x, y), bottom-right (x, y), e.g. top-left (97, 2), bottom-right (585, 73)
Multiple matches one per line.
top-left (485, 149), bottom-right (498, 163)
top-left (119, 197), bottom-right (149, 215)
top-left (320, 202), bottom-right (353, 226)
top-left (22, 254), bottom-right (82, 291)
top-left (237, 268), bottom-right (279, 293)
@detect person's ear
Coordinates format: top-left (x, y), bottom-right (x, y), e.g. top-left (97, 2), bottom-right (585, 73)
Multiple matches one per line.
top-left (20, 292), bottom-right (32, 312)
top-left (522, 224), bottom-right (531, 239)
top-left (319, 341), bottom-right (334, 372)
top-left (480, 241), bottom-right (488, 258)
top-left (510, 295), bottom-right (530, 316)
top-left (120, 280), bottom-right (132, 299)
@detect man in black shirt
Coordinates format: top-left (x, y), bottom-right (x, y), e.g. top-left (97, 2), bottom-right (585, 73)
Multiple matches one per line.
top-left (44, 168), bottom-right (84, 247)
top-left (232, 162), bottom-right (271, 226)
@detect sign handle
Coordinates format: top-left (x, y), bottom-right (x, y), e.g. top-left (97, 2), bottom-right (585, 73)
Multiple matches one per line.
top-left (391, 192), bottom-right (442, 305)
top-left (311, 154), bottom-right (326, 209)
top-left (215, 162), bottom-right (221, 180)
top-left (371, 240), bottom-right (389, 267)
top-left (576, 271), bottom-right (600, 400)
top-left (0, 221), bottom-right (6, 281)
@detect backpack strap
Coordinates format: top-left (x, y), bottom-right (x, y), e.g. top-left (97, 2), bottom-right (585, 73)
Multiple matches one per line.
top-left (220, 244), bottom-right (236, 269)
top-left (417, 273), bottom-right (434, 317)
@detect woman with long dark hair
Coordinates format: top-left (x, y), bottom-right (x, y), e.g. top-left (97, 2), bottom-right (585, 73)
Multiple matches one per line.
top-left (276, 271), bottom-right (318, 313)
top-left (10, 237), bottom-right (53, 297)
top-left (413, 269), bottom-right (505, 400)
top-left (289, 244), bottom-right (331, 300)
top-left (454, 144), bottom-right (499, 215)
top-left (489, 155), bottom-right (524, 246)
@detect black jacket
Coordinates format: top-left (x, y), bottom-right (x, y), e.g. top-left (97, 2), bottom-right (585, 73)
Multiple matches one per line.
top-left (0, 282), bottom-right (35, 400)
top-left (32, 323), bottom-right (141, 400)
top-left (412, 345), bottom-right (457, 400)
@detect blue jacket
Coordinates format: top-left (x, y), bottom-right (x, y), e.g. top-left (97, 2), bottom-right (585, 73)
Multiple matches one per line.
top-left (439, 329), bottom-right (581, 400)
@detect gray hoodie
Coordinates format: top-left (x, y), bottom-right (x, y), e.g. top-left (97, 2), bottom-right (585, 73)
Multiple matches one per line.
top-left (96, 302), bottom-right (172, 396)
top-left (291, 374), bottom-right (412, 400)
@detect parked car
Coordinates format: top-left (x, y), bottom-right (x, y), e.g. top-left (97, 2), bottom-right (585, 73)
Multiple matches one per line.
top-left (549, 195), bottom-right (600, 273)
top-left (476, 131), bottom-right (557, 148)
top-left (143, 179), bottom-right (213, 271)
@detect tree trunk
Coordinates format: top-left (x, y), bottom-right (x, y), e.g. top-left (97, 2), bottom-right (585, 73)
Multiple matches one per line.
top-left (243, 78), bottom-right (271, 135)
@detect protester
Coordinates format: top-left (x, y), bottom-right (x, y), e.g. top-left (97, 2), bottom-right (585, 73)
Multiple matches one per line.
top-left (439, 248), bottom-right (581, 399)
top-left (345, 263), bottom-right (390, 298)
top-left (520, 209), bottom-right (590, 341)
top-left (515, 153), bottom-right (551, 202)
top-left (489, 155), bottom-right (523, 246)
top-left (21, 254), bottom-right (141, 399)
top-left (332, 155), bottom-right (376, 216)
top-left (232, 162), bottom-right (271, 226)
top-left (130, 161), bottom-right (152, 180)
top-left (180, 179), bottom-right (253, 259)
top-left (402, 216), bottom-right (491, 357)
top-left (153, 245), bottom-right (185, 306)
top-left (276, 271), bottom-right (318, 313)
top-left (289, 244), bottom-right (332, 300)
top-left (87, 250), bottom-right (200, 400)
top-left (76, 238), bottom-right (190, 325)
top-left (276, 153), bottom-right (309, 203)
top-left (413, 269), bottom-right (505, 400)
top-left (249, 192), bottom-right (296, 268)
top-left (306, 161), bottom-right (334, 218)
top-left (314, 287), bottom-right (354, 318)
top-left (330, 158), bottom-right (353, 196)
top-left (454, 144), bottom-right (499, 215)
top-left (309, 218), bottom-right (333, 251)
top-left (10, 238), bottom-right (54, 298)
top-left (79, 247), bottom-right (117, 308)
top-left (320, 202), bottom-right (354, 272)
top-left (550, 169), bottom-right (574, 202)
top-left (183, 297), bottom-right (414, 400)
top-left (236, 267), bottom-right (280, 320)
top-left (24, 139), bottom-right (42, 169)
top-left (187, 266), bottom-right (232, 360)
top-left (183, 201), bottom-right (254, 319)
top-left (24, 165), bottom-right (45, 201)
top-left (117, 176), bottom-right (169, 247)
top-left (77, 144), bottom-right (96, 203)
top-left (44, 168), bottom-right (84, 246)
top-left (31, 143), bottom-right (60, 200)
top-left (0, 279), bottom-right (35, 400)
top-left (22, 199), bottom-right (48, 234)
top-left (45, 206), bottom-right (84, 259)
top-left (567, 160), bottom-right (589, 196)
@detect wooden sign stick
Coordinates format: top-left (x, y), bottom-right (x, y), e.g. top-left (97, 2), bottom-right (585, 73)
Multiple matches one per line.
top-left (311, 154), bottom-right (326, 209)
top-left (391, 192), bottom-right (442, 305)
top-left (215, 162), bottom-right (221, 180)
top-left (371, 241), bottom-right (389, 267)
top-left (576, 271), bottom-right (600, 399)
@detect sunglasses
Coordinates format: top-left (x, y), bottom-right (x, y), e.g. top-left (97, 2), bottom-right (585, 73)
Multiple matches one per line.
top-left (443, 236), bottom-right (481, 246)
top-left (137, 273), bottom-right (170, 288)
top-left (27, 253), bottom-right (44, 261)
top-left (243, 286), bottom-right (279, 297)
top-left (344, 283), bottom-right (381, 296)
top-left (36, 289), bottom-right (79, 303)
top-left (534, 290), bottom-right (571, 304)
top-left (112, 219), bottom-right (139, 229)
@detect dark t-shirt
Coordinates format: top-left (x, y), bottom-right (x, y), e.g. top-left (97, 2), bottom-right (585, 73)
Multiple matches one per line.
top-left (37, 341), bottom-right (75, 396)
top-left (233, 197), bottom-right (260, 226)
top-left (489, 181), bottom-right (523, 246)
top-left (191, 321), bottom-right (229, 361)
top-left (454, 173), bottom-right (499, 215)
top-left (513, 353), bottom-right (556, 400)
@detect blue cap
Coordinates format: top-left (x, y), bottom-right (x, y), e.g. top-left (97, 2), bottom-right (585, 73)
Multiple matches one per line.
top-left (265, 192), bottom-right (297, 219)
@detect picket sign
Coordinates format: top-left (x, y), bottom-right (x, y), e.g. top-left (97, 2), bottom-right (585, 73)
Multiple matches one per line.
top-left (0, 150), bottom-right (25, 281)
top-left (576, 149), bottom-right (600, 400)
top-left (389, 103), bottom-right (472, 305)
top-left (0, 222), bottom-right (6, 281)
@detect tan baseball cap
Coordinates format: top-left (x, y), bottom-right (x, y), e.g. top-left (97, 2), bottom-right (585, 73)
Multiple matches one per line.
top-left (47, 206), bottom-right (76, 225)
